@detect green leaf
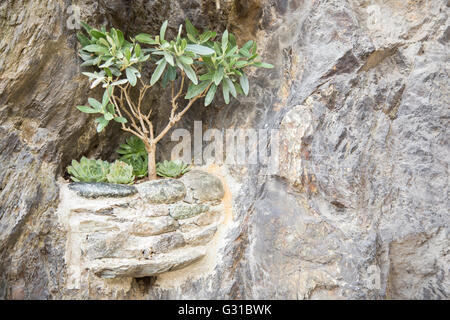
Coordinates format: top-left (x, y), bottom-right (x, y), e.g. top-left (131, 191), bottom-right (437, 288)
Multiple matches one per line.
top-left (111, 79), bottom-right (129, 86)
top-left (98, 37), bottom-right (110, 48)
top-left (182, 62), bottom-right (198, 85)
top-left (90, 29), bottom-right (106, 39)
top-left (235, 60), bottom-right (248, 68)
top-left (181, 38), bottom-right (188, 51)
top-left (205, 84), bottom-right (217, 106)
top-left (126, 68), bottom-right (137, 86)
top-left (107, 103), bottom-right (115, 115)
top-left (239, 47), bottom-right (251, 57)
top-left (135, 33), bottom-right (156, 44)
top-left (199, 72), bottom-right (214, 81)
top-left (185, 81), bottom-right (210, 100)
top-left (104, 68), bottom-right (112, 78)
top-left (108, 32), bottom-right (116, 47)
top-left (166, 65), bottom-right (177, 81)
top-left (226, 77), bottom-right (237, 98)
top-left (116, 29), bottom-right (125, 46)
top-left (222, 80), bottom-right (230, 104)
top-left (160, 20), bottom-right (168, 41)
top-left (249, 53), bottom-right (259, 61)
top-left (199, 31), bottom-right (216, 43)
top-left (229, 33), bottom-right (237, 48)
top-left (185, 18), bottom-right (198, 37)
top-left (240, 73), bottom-right (249, 95)
top-left (187, 33), bottom-right (198, 44)
top-left (162, 65), bottom-right (177, 88)
top-left (88, 98), bottom-right (102, 111)
top-left (82, 71), bottom-right (102, 79)
top-left (77, 105), bottom-right (98, 114)
top-left (135, 43), bottom-right (141, 57)
top-left (102, 87), bottom-right (111, 107)
top-left (95, 117), bottom-right (109, 132)
top-left (233, 69), bottom-right (243, 77)
top-left (177, 24), bottom-right (183, 43)
top-left (242, 40), bottom-right (254, 51)
top-left (226, 46), bottom-right (238, 57)
top-left (80, 59), bottom-right (98, 67)
top-left (91, 77), bottom-right (105, 89)
top-left (77, 32), bottom-right (91, 47)
top-left (213, 67), bottom-right (224, 86)
top-left (83, 44), bottom-right (109, 54)
top-left (125, 47), bottom-right (132, 62)
top-left (253, 62), bottom-right (274, 68)
top-left (79, 52), bottom-right (94, 61)
top-left (109, 67), bottom-right (122, 77)
top-left (99, 57), bottom-right (114, 68)
top-left (114, 117), bottom-right (127, 123)
top-left (104, 112), bottom-right (114, 121)
top-left (140, 54), bottom-right (151, 62)
top-left (185, 44), bottom-right (215, 56)
top-left (213, 42), bottom-right (221, 55)
top-left (222, 30), bottom-right (229, 53)
top-left (178, 55), bottom-right (193, 65)
top-left (163, 52), bottom-right (174, 66)
top-left (234, 82), bottom-right (244, 95)
top-left (150, 59), bottom-right (167, 86)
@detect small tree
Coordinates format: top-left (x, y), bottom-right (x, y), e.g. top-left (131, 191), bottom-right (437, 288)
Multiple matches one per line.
top-left (76, 20), bottom-right (273, 180)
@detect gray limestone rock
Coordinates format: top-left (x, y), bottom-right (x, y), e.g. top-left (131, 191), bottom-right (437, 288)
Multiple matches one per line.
top-left (91, 247), bottom-right (207, 278)
top-left (131, 216), bottom-right (179, 236)
top-left (68, 182), bottom-right (137, 199)
top-left (170, 204), bottom-right (209, 220)
top-left (181, 170), bottom-right (225, 203)
top-left (136, 179), bottom-right (186, 204)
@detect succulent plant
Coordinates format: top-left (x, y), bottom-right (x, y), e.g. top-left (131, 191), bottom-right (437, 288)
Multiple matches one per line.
top-left (106, 160), bottom-right (135, 184)
top-left (67, 157), bottom-right (110, 182)
top-left (116, 136), bottom-right (148, 178)
top-left (117, 136), bottom-right (147, 159)
top-left (121, 156), bottom-right (148, 178)
top-left (156, 160), bottom-right (190, 178)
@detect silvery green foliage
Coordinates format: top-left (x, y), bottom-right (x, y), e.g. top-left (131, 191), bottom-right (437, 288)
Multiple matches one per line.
top-left (76, 22), bottom-right (145, 132)
top-left (136, 19), bottom-right (274, 106)
top-left (106, 160), bottom-right (135, 184)
top-left (67, 157), bottom-right (110, 182)
top-left (156, 160), bottom-right (190, 178)
top-left (76, 19), bottom-right (274, 132)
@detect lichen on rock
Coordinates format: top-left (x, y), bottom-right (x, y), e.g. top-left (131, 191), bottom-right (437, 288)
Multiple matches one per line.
top-left (68, 182), bottom-right (137, 199)
top-left (170, 204), bottom-right (210, 220)
top-left (181, 170), bottom-right (225, 203)
top-left (57, 170), bottom-right (226, 285)
top-left (136, 179), bottom-right (186, 204)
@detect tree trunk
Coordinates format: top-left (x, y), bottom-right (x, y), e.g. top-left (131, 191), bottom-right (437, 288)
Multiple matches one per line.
top-left (147, 144), bottom-right (157, 180)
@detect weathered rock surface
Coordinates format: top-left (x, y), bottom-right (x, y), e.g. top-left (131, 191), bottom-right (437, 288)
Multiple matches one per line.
top-left (131, 216), bottom-right (179, 236)
top-left (0, 0), bottom-right (448, 300)
top-left (181, 170), bottom-right (225, 203)
top-left (68, 182), bottom-right (137, 198)
top-left (136, 179), bottom-right (186, 204)
top-left (90, 246), bottom-right (207, 279)
top-left (170, 204), bottom-right (209, 220)
top-left (57, 177), bottom-right (225, 288)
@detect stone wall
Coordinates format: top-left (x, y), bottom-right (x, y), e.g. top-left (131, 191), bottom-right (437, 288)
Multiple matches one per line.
top-left (57, 169), bottom-right (231, 299)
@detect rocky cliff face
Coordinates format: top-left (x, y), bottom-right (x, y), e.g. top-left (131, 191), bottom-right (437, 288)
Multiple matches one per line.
top-left (0, 0), bottom-right (448, 299)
